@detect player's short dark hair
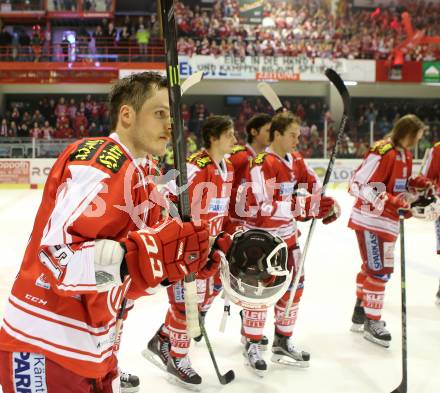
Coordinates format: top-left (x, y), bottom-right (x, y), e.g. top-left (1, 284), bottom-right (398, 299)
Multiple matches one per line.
top-left (202, 115), bottom-right (234, 149)
top-left (269, 111), bottom-right (301, 142)
top-left (246, 113), bottom-right (272, 143)
top-left (109, 71), bottom-right (167, 130)
top-left (389, 114), bottom-right (427, 146)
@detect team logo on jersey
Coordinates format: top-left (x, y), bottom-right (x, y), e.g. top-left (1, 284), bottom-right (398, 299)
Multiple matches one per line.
top-left (279, 182), bottom-right (295, 196)
top-left (12, 352), bottom-right (47, 393)
top-left (70, 139), bottom-right (106, 161)
top-left (231, 145), bottom-right (246, 154)
top-left (35, 273), bottom-right (51, 290)
top-left (371, 141), bottom-right (393, 155)
top-left (96, 143), bottom-right (127, 173)
top-left (208, 197), bottom-right (229, 213)
top-left (253, 153), bottom-right (266, 165)
top-left (393, 178), bottom-right (407, 193)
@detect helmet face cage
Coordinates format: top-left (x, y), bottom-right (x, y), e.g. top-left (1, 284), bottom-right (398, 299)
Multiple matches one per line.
top-left (221, 229), bottom-right (291, 309)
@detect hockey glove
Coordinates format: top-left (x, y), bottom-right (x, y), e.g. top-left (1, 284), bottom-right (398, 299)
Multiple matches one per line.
top-left (407, 175), bottom-right (432, 194)
top-left (296, 194), bottom-right (339, 222)
top-left (123, 219), bottom-right (210, 290)
top-left (197, 232), bottom-right (232, 280)
top-left (322, 198), bottom-right (341, 224)
top-left (383, 193), bottom-right (411, 218)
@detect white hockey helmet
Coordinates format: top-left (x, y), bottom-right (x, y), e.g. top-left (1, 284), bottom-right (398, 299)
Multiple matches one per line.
top-left (220, 229), bottom-right (291, 310)
top-left (411, 194), bottom-right (440, 221)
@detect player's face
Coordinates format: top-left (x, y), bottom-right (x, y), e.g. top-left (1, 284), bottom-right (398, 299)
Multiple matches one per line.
top-left (279, 123), bottom-right (300, 153)
top-left (400, 128), bottom-right (424, 149)
top-left (255, 122), bottom-right (271, 147)
top-left (133, 87), bottom-right (171, 156)
top-left (217, 126), bottom-right (237, 155)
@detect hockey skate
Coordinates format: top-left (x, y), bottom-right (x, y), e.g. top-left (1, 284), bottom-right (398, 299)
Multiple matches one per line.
top-left (243, 341), bottom-right (268, 377)
top-left (436, 282), bottom-right (440, 305)
top-left (142, 325), bottom-right (170, 371)
top-left (363, 318), bottom-right (391, 348)
top-left (271, 332), bottom-right (310, 368)
top-left (120, 371), bottom-right (140, 393)
top-left (350, 298), bottom-right (365, 333)
top-left (167, 355), bottom-right (202, 391)
top-left (239, 310), bottom-right (269, 350)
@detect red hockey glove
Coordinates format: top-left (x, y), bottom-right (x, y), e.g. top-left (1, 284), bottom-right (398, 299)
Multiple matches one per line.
top-left (322, 198), bottom-right (341, 224)
top-left (384, 193), bottom-right (411, 218)
top-left (197, 232), bottom-right (232, 280)
top-left (407, 175), bottom-right (432, 193)
top-left (123, 219), bottom-right (210, 289)
top-left (296, 194), bottom-right (339, 221)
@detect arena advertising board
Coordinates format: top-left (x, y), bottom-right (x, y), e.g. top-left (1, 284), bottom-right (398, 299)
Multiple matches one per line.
top-left (423, 62), bottom-right (440, 83)
top-left (0, 161), bottom-right (30, 183)
top-left (178, 56), bottom-right (376, 82)
top-left (238, 0), bottom-right (264, 24)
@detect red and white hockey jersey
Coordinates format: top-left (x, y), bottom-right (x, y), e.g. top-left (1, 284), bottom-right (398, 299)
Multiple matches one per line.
top-left (348, 138), bottom-right (413, 241)
top-left (167, 149), bottom-right (234, 238)
top-left (421, 141), bottom-right (440, 195)
top-left (0, 134), bottom-right (163, 379)
top-left (227, 144), bottom-right (256, 226)
top-left (245, 149), bottom-right (321, 246)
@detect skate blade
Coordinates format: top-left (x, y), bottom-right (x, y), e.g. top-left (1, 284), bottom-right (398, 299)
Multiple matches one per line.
top-left (166, 374), bottom-right (202, 391)
top-left (350, 323), bottom-right (364, 333)
top-left (243, 360), bottom-right (267, 377)
top-left (141, 348), bottom-right (167, 372)
top-left (120, 387), bottom-right (140, 393)
top-left (363, 332), bottom-right (390, 348)
top-left (240, 335), bottom-right (268, 351)
top-left (270, 354), bottom-right (309, 368)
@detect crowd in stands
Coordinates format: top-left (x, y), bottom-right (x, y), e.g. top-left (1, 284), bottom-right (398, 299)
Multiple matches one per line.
top-left (0, 0), bottom-right (438, 62)
top-left (2, 94), bottom-right (437, 159)
top-left (0, 95), bottom-right (109, 139)
top-left (175, 0), bottom-right (440, 61)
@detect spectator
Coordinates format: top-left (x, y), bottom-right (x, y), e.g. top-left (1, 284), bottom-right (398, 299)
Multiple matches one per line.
top-left (88, 121), bottom-right (100, 136)
top-left (0, 26), bottom-right (12, 61)
top-left (9, 121), bottom-right (18, 137)
top-left (30, 122), bottom-right (41, 138)
top-left (41, 120), bottom-right (54, 139)
top-left (136, 24), bottom-right (150, 58)
top-left (0, 119), bottom-right (8, 136)
top-left (17, 123), bottom-right (29, 137)
top-left (60, 35), bottom-right (70, 61)
top-left (73, 109), bottom-right (88, 132)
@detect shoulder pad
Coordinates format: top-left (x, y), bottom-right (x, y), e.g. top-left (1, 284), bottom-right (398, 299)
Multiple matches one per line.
top-left (69, 138), bottom-right (107, 162)
top-left (434, 141), bottom-right (440, 148)
top-left (188, 151), bottom-right (212, 168)
top-left (253, 152), bottom-right (267, 166)
top-left (96, 142), bottom-right (128, 173)
top-left (230, 145), bottom-right (247, 155)
top-left (370, 140), bottom-right (394, 155)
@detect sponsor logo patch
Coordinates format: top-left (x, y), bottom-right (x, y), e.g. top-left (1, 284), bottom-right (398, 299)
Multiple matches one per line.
top-left (12, 352), bottom-right (47, 393)
top-left (279, 182), bottom-right (295, 196)
top-left (96, 143), bottom-right (127, 173)
top-left (208, 197), bottom-right (229, 213)
top-left (365, 231), bottom-right (383, 271)
top-left (69, 139), bottom-right (106, 161)
top-left (393, 178), bottom-right (407, 193)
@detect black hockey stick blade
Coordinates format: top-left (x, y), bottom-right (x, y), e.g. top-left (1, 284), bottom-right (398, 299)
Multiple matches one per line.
top-left (391, 384), bottom-right (406, 393)
top-left (219, 370), bottom-right (235, 385)
top-left (325, 68), bottom-right (350, 115)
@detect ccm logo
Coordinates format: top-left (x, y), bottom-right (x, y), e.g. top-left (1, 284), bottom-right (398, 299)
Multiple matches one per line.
top-left (25, 294), bottom-right (48, 306)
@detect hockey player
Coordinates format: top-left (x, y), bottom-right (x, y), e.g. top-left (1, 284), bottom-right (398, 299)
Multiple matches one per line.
top-left (227, 114), bottom-right (272, 349)
top-left (0, 72), bottom-right (212, 393)
top-left (349, 114), bottom-right (432, 347)
top-left (420, 141), bottom-right (440, 304)
top-left (144, 115), bottom-right (236, 388)
top-left (239, 112), bottom-right (340, 374)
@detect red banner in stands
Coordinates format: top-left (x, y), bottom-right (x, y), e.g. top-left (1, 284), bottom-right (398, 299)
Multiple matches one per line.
top-left (0, 62), bottom-right (164, 84)
top-left (376, 60), bottom-right (423, 82)
top-left (0, 161), bottom-right (30, 183)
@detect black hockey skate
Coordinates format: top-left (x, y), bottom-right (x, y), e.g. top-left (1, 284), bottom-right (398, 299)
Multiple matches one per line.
top-left (239, 310), bottom-right (269, 350)
top-left (193, 311), bottom-right (206, 343)
top-left (271, 332), bottom-right (310, 368)
top-left (120, 371), bottom-right (140, 393)
top-left (350, 298), bottom-right (365, 333)
top-left (142, 324), bottom-right (170, 371)
top-left (243, 341), bottom-right (268, 377)
top-left (167, 355), bottom-right (202, 391)
top-left (363, 318), bottom-right (391, 348)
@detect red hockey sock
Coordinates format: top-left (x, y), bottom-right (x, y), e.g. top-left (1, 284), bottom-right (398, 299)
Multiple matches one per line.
top-left (356, 270), bottom-right (368, 302)
top-left (242, 308), bottom-right (267, 341)
top-left (363, 276), bottom-right (386, 320)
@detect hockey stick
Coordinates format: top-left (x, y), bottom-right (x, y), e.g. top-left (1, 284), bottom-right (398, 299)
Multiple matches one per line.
top-left (181, 71), bottom-right (204, 95)
top-left (160, 0), bottom-right (235, 385)
top-left (284, 68), bottom-right (351, 317)
top-left (391, 212), bottom-right (408, 393)
top-left (160, 0), bottom-right (200, 339)
top-left (257, 82), bottom-right (283, 112)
